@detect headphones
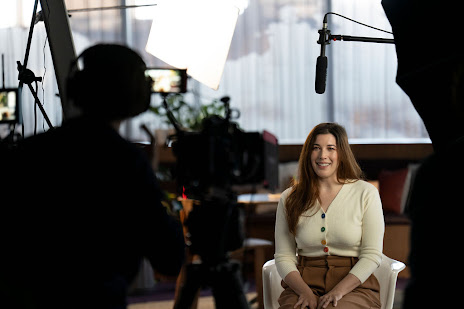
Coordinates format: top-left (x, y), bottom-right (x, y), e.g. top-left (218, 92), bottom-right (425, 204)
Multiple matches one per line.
top-left (67, 44), bottom-right (152, 120)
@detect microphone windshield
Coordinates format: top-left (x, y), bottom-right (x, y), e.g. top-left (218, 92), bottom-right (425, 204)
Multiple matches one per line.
top-left (315, 56), bottom-right (328, 94)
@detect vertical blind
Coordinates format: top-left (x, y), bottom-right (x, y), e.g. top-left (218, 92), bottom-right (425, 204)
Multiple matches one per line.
top-left (0, 0), bottom-right (429, 144)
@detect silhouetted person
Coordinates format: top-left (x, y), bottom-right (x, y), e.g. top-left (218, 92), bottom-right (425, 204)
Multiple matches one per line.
top-left (382, 1), bottom-right (464, 308)
top-left (382, 0), bottom-right (464, 152)
top-left (0, 44), bottom-right (185, 309)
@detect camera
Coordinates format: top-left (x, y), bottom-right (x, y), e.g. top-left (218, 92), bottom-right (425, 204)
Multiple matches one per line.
top-left (163, 96), bottom-right (278, 309)
top-left (167, 97), bottom-right (279, 200)
top-left (172, 120), bottom-right (279, 199)
top-left (145, 68), bottom-right (187, 94)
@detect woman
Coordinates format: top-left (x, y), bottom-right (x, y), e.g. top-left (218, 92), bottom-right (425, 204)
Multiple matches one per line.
top-left (274, 123), bottom-right (384, 309)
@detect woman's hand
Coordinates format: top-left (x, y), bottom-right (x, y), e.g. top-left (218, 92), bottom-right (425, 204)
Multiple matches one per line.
top-left (317, 273), bottom-right (361, 308)
top-left (317, 290), bottom-right (343, 308)
top-left (283, 271), bottom-right (319, 309)
top-left (294, 290), bottom-right (318, 309)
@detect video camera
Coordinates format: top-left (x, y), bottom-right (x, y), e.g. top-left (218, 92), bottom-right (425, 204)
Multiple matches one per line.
top-left (160, 94), bottom-right (278, 308)
top-left (166, 96), bottom-right (278, 200)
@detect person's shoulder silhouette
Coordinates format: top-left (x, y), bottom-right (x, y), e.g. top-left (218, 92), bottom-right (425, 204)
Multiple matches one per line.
top-left (1, 44), bottom-right (185, 309)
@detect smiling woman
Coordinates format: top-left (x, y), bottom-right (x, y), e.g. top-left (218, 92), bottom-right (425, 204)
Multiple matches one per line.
top-left (310, 133), bottom-right (339, 183)
top-left (274, 122), bottom-right (384, 309)
top-left (284, 123), bottom-right (364, 234)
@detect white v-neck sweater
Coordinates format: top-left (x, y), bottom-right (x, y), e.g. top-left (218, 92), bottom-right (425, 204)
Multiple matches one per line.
top-left (274, 180), bottom-right (385, 283)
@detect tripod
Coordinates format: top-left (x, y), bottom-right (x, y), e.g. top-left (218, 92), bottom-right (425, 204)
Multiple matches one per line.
top-left (174, 194), bottom-right (250, 309)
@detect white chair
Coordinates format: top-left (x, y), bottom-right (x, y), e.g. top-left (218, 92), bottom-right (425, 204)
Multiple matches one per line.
top-left (262, 254), bottom-right (406, 309)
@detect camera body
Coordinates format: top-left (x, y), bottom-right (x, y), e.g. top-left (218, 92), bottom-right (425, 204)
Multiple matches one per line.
top-left (171, 113), bottom-right (278, 200)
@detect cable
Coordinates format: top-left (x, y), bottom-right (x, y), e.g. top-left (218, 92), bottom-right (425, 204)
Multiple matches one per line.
top-left (41, 35), bottom-right (48, 132)
top-left (34, 81), bottom-right (38, 135)
top-left (324, 12), bottom-right (393, 35)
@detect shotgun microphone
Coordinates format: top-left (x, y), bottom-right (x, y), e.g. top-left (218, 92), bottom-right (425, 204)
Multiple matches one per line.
top-left (315, 16), bottom-right (329, 94)
top-left (315, 56), bottom-right (327, 94)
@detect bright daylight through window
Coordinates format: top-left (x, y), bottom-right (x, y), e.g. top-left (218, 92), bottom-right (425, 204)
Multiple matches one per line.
top-left (0, 0), bottom-right (429, 144)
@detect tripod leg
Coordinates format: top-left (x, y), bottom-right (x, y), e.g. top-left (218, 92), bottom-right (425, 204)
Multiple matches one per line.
top-left (211, 261), bottom-right (249, 309)
top-left (174, 264), bottom-right (202, 309)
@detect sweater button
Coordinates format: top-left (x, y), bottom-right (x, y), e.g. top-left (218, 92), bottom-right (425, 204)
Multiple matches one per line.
top-left (321, 240), bottom-right (326, 245)
top-left (321, 227), bottom-right (325, 232)
top-left (321, 213), bottom-right (326, 219)
top-left (324, 247), bottom-right (329, 253)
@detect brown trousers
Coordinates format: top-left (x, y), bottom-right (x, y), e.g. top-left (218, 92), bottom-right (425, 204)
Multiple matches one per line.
top-left (278, 256), bottom-right (381, 309)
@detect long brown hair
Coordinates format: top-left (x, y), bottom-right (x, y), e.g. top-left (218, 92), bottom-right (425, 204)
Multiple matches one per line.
top-left (285, 123), bottom-right (363, 235)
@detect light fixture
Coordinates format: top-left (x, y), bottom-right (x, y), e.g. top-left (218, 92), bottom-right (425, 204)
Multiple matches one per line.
top-left (145, 0), bottom-right (241, 90)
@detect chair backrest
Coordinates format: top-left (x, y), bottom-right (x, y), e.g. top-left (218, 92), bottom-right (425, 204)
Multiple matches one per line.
top-left (262, 254), bottom-right (405, 309)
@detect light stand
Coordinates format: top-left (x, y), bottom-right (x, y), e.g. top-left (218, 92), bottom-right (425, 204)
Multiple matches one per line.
top-left (18, 1), bottom-right (158, 130)
top-left (17, 0), bottom-right (54, 130)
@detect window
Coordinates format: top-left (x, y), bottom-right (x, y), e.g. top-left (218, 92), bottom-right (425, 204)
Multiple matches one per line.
top-left (0, 0), bottom-right (430, 144)
top-left (189, 0), bottom-right (429, 144)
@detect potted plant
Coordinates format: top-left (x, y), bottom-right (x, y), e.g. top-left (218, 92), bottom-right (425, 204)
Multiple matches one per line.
top-left (149, 94), bottom-right (228, 131)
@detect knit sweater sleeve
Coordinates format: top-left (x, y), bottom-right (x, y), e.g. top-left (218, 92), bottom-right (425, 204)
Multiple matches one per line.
top-left (348, 182), bottom-right (385, 283)
top-left (274, 188), bottom-right (298, 280)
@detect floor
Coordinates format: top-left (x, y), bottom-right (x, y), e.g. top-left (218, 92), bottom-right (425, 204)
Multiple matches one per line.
top-left (127, 278), bottom-right (408, 309)
top-left (129, 292), bottom-right (259, 309)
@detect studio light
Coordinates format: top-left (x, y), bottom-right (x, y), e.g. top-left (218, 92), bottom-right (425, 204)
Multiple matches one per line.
top-left (145, 0), bottom-right (243, 90)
